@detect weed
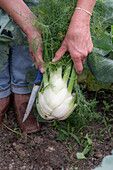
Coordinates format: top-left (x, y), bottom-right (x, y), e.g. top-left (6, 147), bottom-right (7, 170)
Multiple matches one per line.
top-left (51, 121), bottom-right (95, 161)
top-left (76, 133), bottom-right (93, 159)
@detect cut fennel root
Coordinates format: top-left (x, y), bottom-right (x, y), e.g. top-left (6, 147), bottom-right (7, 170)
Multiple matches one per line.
top-left (36, 64), bottom-right (77, 120)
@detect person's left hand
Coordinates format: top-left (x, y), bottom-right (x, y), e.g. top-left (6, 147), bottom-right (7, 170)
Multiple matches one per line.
top-left (27, 28), bottom-right (45, 73)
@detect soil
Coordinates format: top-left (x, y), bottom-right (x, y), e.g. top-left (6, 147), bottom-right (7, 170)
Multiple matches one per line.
top-left (0, 90), bottom-right (113, 170)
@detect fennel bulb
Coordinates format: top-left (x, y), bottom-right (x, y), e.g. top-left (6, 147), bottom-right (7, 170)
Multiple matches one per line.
top-left (36, 64), bottom-right (77, 120)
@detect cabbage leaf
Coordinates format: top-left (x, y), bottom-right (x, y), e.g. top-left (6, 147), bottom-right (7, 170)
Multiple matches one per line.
top-left (86, 0), bottom-right (113, 83)
top-left (87, 48), bottom-right (113, 83)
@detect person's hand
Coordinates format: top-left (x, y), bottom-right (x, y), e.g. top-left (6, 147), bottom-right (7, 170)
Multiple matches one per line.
top-left (52, 11), bottom-right (93, 75)
top-left (27, 28), bottom-right (45, 73)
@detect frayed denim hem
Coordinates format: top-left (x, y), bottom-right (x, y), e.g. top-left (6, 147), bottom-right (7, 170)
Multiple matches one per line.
top-left (0, 88), bottom-right (11, 98)
top-left (11, 85), bottom-right (30, 94)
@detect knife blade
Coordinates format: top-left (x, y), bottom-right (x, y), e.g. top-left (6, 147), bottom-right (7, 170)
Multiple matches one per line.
top-left (22, 68), bottom-right (43, 122)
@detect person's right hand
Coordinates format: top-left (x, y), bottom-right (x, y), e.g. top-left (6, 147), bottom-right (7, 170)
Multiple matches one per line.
top-left (52, 9), bottom-right (93, 75)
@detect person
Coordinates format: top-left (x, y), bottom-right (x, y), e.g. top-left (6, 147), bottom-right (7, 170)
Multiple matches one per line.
top-left (0, 0), bottom-right (96, 133)
top-left (53, 0), bottom-right (96, 75)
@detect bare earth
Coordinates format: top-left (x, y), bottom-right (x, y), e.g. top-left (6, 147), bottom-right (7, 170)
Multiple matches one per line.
top-left (0, 90), bottom-right (113, 170)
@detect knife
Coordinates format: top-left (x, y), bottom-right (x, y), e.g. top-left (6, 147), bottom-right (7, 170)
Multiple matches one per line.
top-left (22, 68), bottom-right (43, 122)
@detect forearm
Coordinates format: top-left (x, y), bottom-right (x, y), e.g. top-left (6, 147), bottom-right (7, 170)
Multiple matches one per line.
top-left (0, 0), bottom-right (37, 35)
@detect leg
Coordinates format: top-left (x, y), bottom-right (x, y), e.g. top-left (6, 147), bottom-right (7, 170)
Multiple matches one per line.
top-left (10, 44), bottom-right (40, 133)
top-left (0, 58), bottom-right (11, 123)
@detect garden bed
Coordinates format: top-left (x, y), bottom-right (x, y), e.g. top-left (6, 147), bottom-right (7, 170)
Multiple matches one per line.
top-left (0, 89), bottom-right (113, 170)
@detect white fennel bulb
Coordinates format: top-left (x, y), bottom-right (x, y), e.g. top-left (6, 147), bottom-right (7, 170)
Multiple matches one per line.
top-left (36, 64), bottom-right (77, 120)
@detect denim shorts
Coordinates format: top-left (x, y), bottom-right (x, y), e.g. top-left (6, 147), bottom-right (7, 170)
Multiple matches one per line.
top-left (0, 44), bottom-right (34, 98)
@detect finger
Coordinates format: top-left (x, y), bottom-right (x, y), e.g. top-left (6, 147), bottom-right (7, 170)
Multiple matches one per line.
top-left (35, 49), bottom-right (45, 73)
top-left (76, 46), bottom-right (88, 58)
top-left (29, 50), bottom-right (36, 63)
top-left (38, 62), bottom-right (45, 73)
top-left (71, 53), bottom-right (83, 75)
top-left (52, 42), bottom-right (67, 62)
top-left (87, 36), bottom-right (93, 53)
top-left (81, 57), bottom-right (86, 65)
top-left (30, 48), bottom-right (45, 73)
top-left (74, 59), bottom-right (83, 75)
top-left (88, 42), bottom-right (93, 53)
top-left (35, 60), bottom-right (45, 73)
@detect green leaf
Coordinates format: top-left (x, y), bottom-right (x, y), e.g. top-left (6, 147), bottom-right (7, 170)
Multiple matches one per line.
top-left (70, 133), bottom-right (81, 145)
top-left (84, 133), bottom-right (92, 145)
top-left (83, 145), bottom-right (91, 155)
top-left (87, 48), bottom-right (113, 83)
top-left (57, 131), bottom-right (68, 141)
top-left (102, 0), bottom-right (113, 25)
top-left (92, 32), bottom-right (112, 51)
top-left (60, 129), bottom-right (69, 136)
top-left (86, 70), bottom-right (110, 91)
top-left (76, 152), bottom-right (86, 160)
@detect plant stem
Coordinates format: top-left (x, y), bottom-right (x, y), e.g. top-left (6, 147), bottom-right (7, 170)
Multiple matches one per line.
top-left (63, 63), bottom-right (72, 84)
top-left (43, 71), bottom-right (48, 86)
top-left (68, 65), bottom-right (76, 93)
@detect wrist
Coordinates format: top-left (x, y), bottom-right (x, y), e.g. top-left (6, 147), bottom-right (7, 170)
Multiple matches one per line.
top-left (25, 24), bottom-right (37, 37)
top-left (25, 23), bottom-right (42, 47)
top-left (24, 20), bottom-right (41, 39)
top-left (23, 14), bottom-right (37, 35)
top-left (72, 9), bottom-right (91, 25)
top-left (75, 7), bottom-right (92, 16)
